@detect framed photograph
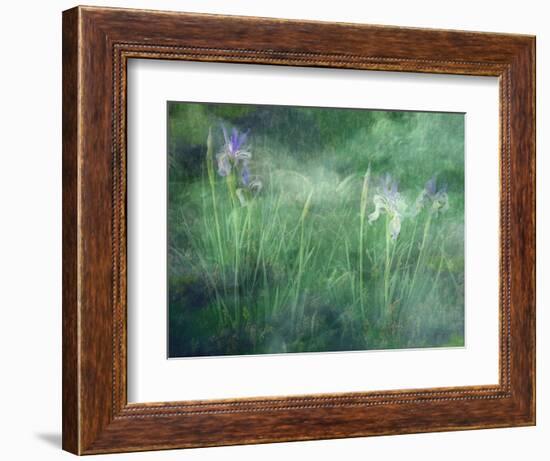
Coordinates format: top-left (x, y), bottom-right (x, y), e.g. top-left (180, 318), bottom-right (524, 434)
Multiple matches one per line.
top-left (62, 5), bottom-right (535, 455)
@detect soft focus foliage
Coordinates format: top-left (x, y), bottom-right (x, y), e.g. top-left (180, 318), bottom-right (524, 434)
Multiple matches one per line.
top-left (168, 102), bottom-right (464, 357)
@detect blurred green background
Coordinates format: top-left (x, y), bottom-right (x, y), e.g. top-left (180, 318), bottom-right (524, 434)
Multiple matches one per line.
top-left (167, 101), bottom-right (465, 358)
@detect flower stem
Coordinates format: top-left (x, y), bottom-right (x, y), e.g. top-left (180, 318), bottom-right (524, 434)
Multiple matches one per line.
top-left (408, 213), bottom-right (432, 303)
top-left (206, 128), bottom-right (225, 269)
top-left (358, 167), bottom-right (370, 322)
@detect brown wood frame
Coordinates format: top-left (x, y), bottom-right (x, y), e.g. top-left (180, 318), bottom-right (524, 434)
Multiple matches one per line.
top-left (62, 5), bottom-right (536, 455)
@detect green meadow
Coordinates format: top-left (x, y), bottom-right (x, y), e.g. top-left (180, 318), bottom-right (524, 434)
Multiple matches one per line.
top-left (167, 102), bottom-right (465, 358)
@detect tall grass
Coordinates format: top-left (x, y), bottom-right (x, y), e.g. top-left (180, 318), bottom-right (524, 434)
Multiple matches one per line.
top-left (168, 104), bottom-right (464, 357)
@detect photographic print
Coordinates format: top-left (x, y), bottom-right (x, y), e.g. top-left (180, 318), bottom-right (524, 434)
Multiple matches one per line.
top-left (167, 101), bottom-right (465, 358)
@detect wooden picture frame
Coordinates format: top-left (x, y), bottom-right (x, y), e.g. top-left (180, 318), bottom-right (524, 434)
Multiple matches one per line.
top-left (62, 5), bottom-right (536, 455)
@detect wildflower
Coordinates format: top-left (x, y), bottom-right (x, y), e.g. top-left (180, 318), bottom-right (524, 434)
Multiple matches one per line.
top-left (240, 161), bottom-right (262, 193)
top-left (368, 174), bottom-right (407, 240)
top-left (247, 178), bottom-right (263, 193)
top-left (216, 125), bottom-right (251, 177)
top-left (213, 125), bottom-right (262, 206)
top-left (236, 170), bottom-right (263, 205)
top-left (415, 176), bottom-right (449, 215)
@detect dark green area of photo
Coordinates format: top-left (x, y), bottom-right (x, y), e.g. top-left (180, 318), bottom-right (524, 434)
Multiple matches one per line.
top-left (167, 101), bottom-right (465, 358)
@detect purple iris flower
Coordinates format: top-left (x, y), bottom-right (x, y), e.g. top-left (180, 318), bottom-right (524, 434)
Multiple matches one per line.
top-left (380, 173), bottom-right (399, 202)
top-left (222, 125), bottom-right (249, 158)
top-left (217, 125), bottom-right (251, 177)
top-left (368, 174), bottom-right (407, 241)
top-left (425, 177), bottom-right (436, 196)
top-left (425, 176), bottom-right (447, 197)
top-left (415, 176), bottom-right (449, 214)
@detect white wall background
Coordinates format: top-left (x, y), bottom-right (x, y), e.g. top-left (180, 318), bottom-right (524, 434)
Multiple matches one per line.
top-left (0, 1), bottom-right (545, 459)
